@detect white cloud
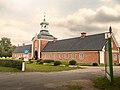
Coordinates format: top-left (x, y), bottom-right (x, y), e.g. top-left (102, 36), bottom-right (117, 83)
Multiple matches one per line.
top-left (48, 5), bottom-right (120, 44)
top-left (0, 0), bottom-right (120, 45)
top-left (0, 19), bottom-right (33, 45)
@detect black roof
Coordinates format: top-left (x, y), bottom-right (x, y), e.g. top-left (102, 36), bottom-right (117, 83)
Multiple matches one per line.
top-left (42, 33), bottom-right (106, 52)
top-left (13, 44), bottom-right (32, 53)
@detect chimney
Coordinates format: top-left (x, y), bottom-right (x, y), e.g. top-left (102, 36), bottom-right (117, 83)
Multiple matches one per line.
top-left (54, 37), bottom-right (57, 42)
top-left (81, 32), bottom-right (86, 38)
top-left (23, 43), bottom-right (25, 46)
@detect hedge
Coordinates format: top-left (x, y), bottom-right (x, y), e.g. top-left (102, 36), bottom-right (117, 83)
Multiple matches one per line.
top-left (92, 62), bottom-right (98, 66)
top-left (43, 60), bottom-right (54, 63)
top-left (0, 60), bottom-right (22, 70)
top-left (69, 60), bottom-right (77, 65)
top-left (54, 61), bottom-right (61, 66)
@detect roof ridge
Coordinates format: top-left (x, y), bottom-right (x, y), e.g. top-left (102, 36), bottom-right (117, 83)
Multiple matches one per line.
top-left (50, 32), bottom-right (105, 42)
top-left (18, 44), bottom-right (32, 47)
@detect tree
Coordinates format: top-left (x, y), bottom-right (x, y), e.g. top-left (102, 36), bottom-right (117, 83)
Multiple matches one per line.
top-left (0, 45), bottom-right (3, 57)
top-left (0, 37), bottom-right (12, 51)
top-left (0, 37), bottom-right (16, 57)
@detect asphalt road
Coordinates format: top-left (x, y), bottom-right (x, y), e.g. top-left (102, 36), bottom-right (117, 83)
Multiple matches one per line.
top-left (0, 66), bottom-right (119, 90)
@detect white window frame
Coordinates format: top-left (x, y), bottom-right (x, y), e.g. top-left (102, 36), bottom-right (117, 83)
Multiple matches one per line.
top-left (72, 53), bottom-right (75, 59)
top-left (79, 53), bottom-right (84, 60)
top-left (65, 53), bottom-right (68, 59)
top-left (54, 53), bottom-right (56, 58)
top-left (46, 53), bottom-right (49, 58)
top-left (49, 53), bottom-right (52, 58)
top-left (113, 54), bottom-right (117, 61)
top-left (111, 41), bottom-right (113, 48)
top-left (59, 53), bottom-right (62, 58)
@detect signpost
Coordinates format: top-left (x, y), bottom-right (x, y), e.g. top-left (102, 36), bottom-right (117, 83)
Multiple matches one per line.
top-left (22, 50), bottom-right (29, 71)
top-left (105, 27), bottom-right (114, 83)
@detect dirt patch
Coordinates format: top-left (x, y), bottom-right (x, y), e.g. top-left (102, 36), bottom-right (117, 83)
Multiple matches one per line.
top-left (45, 80), bottom-right (99, 90)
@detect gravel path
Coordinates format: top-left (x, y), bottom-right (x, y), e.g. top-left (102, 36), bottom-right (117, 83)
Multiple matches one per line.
top-left (0, 66), bottom-right (119, 90)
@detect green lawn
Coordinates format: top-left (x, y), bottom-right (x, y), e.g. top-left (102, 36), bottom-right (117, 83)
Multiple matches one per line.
top-left (0, 66), bottom-right (20, 72)
top-left (62, 85), bottom-right (82, 90)
top-left (26, 63), bottom-right (80, 72)
top-left (93, 77), bottom-right (120, 90)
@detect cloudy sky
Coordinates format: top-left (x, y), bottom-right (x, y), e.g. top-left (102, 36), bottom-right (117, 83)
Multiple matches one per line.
top-left (0, 0), bottom-right (120, 45)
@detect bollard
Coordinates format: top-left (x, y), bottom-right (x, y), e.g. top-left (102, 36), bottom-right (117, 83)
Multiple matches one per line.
top-left (22, 61), bottom-right (25, 71)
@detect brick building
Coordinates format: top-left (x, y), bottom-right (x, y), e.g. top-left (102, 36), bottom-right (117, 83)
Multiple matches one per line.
top-left (12, 17), bottom-right (120, 64)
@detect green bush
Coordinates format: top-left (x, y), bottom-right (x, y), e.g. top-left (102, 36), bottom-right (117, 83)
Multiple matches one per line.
top-left (0, 60), bottom-right (22, 70)
top-left (39, 60), bottom-right (44, 64)
top-left (44, 60), bottom-right (54, 63)
top-left (69, 60), bottom-right (77, 65)
top-left (92, 62), bottom-right (98, 66)
top-left (29, 59), bottom-right (33, 64)
top-left (54, 61), bottom-right (61, 66)
top-left (37, 59), bottom-right (41, 63)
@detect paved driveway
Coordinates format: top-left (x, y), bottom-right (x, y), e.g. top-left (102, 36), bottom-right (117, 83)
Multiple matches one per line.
top-left (0, 66), bottom-right (119, 90)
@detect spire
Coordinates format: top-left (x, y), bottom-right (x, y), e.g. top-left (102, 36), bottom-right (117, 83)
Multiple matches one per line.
top-left (43, 12), bottom-right (46, 22)
top-left (40, 13), bottom-right (49, 30)
top-left (109, 26), bottom-right (112, 34)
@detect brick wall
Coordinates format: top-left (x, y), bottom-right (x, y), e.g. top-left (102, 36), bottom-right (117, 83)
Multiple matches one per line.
top-left (12, 53), bottom-right (32, 59)
top-left (41, 51), bottom-right (99, 63)
top-left (111, 37), bottom-right (119, 63)
top-left (104, 37), bottom-right (119, 64)
top-left (32, 40), bottom-right (39, 58)
top-left (40, 40), bottom-right (48, 50)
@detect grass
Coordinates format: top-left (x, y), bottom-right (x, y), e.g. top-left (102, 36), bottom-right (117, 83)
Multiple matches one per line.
top-left (63, 85), bottom-right (82, 90)
top-left (0, 66), bottom-right (20, 72)
top-left (93, 77), bottom-right (120, 90)
top-left (77, 63), bottom-right (92, 66)
top-left (99, 64), bottom-right (105, 67)
top-left (26, 63), bottom-right (80, 72)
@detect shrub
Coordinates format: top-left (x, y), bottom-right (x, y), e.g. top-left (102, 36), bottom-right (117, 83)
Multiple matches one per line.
top-left (92, 62), bottom-right (98, 66)
top-left (69, 60), bottom-right (77, 65)
top-left (37, 59), bottom-right (41, 63)
top-left (0, 60), bottom-right (22, 70)
top-left (54, 61), bottom-right (61, 66)
top-left (29, 59), bottom-right (33, 64)
top-left (44, 60), bottom-right (54, 63)
top-left (39, 60), bottom-right (44, 64)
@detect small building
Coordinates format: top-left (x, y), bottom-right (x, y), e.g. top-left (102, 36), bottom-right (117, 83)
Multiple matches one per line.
top-left (12, 17), bottom-right (120, 64)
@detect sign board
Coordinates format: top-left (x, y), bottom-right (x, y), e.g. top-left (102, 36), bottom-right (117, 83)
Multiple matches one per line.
top-left (24, 50), bottom-right (29, 55)
top-left (105, 34), bottom-right (113, 83)
top-left (24, 50), bottom-right (29, 61)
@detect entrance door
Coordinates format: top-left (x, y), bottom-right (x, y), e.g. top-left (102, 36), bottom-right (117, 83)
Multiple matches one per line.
top-left (34, 51), bottom-right (38, 60)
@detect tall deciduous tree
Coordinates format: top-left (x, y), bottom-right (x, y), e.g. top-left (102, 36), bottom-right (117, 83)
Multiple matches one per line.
top-left (0, 37), bottom-right (16, 57)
